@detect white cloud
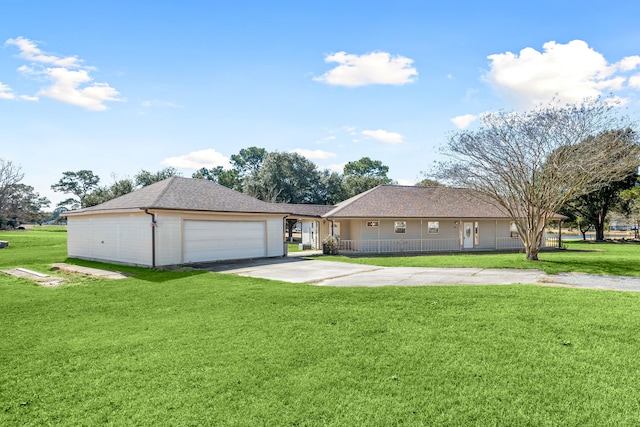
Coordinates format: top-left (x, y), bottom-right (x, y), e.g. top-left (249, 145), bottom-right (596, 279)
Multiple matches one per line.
top-left (361, 129), bottom-right (403, 144)
top-left (0, 82), bottom-right (15, 99)
top-left (290, 148), bottom-right (336, 160)
top-left (19, 95), bottom-right (38, 101)
top-left (314, 51), bottom-right (418, 87)
top-left (450, 114), bottom-right (478, 129)
top-left (629, 74), bottom-right (640, 89)
top-left (140, 99), bottom-right (183, 109)
top-left (314, 135), bottom-right (337, 144)
top-left (616, 55), bottom-right (640, 72)
top-left (6, 37), bottom-right (121, 110)
top-left (6, 37), bottom-right (83, 68)
top-left (162, 149), bottom-right (230, 170)
top-left (486, 40), bottom-right (629, 108)
top-left (35, 67), bottom-right (120, 111)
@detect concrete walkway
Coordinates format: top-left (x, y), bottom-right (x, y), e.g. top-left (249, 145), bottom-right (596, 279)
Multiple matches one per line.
top-left (200, 257), bottom-right (640, 292)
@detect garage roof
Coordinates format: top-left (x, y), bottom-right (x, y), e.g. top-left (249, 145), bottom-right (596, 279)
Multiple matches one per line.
top-left (67, 177), bottom-right (289, 215)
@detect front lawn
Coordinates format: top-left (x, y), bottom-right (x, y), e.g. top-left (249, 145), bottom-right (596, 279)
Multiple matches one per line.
top-left (2, 228), bottom-right (640, 425)
top-left (322, 241), bottom-right (640, 276)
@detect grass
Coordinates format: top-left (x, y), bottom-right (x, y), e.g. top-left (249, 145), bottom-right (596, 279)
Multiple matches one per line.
top-left (321, 241), bottom-right (640, 276)
top-left (288, 242), bottom-right (302, 253)
top-left (3, 228), bottom-right (640, 425)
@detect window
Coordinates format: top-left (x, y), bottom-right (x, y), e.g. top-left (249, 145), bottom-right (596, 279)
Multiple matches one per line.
top-left (474, 222), bottom-right (479, 246)
top-left (366, 220), bottom-right (379, 227)
top-left (394, 221), bottom-right (406, 234)
top-left (427, 221), bottom-right (439, 234)
top-left (510, 221), bottom-right (519, 238)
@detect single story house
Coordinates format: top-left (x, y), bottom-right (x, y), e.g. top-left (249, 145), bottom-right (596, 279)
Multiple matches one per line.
top-left (319, 185), bottom-right (563, 254)
top-left (65, 179), bottom-right (563, 267)
top-left (65, 177), bottom-right (288, 267)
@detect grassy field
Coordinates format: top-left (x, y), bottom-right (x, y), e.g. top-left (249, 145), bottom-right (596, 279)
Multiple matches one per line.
top-left (322, 241), bottom-right (640, 276)
top-left (2, 228), bottom-right (640, 425)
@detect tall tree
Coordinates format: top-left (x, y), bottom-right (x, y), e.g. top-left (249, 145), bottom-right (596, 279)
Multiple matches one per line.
top-left (134, 167), bottom-right (181, 187)
top-left (342, 157), bottom-right (394, 198)
top-left (318, 170), bottom-right (347, 205)
top-left (0, 159), bottom-right (25, 227)
top-left (3, 183), bottom-right (50, 226)
top-left (561, 130), bottom-right (639, 241)
top-left (620, 181), bottom-right (640, 239)
top-left (434, 98), bottom-right (640, 260)
top-left (192, 166), bottom-right (241, 190)
top-left (245, 151), bottom-right (322, 203)
top-left (51, 170), bottom-right (100, 209)
top-left (84, 176), bottom-right (136, 207)
top-left (230, 147), bottom-right (267, 179)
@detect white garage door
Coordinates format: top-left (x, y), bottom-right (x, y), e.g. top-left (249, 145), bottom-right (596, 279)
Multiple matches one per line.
top-left (183, 220), bottom-right (266, 263)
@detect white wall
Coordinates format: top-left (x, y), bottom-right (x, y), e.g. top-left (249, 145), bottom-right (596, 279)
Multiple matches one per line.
top-left (68, 211), bottom-right (286, 267)
top-left (67, 213), bottom-right (152, 266)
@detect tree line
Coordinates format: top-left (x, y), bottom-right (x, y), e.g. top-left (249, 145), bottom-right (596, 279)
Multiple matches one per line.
top-left (46, 150), bottom-right (397, 212)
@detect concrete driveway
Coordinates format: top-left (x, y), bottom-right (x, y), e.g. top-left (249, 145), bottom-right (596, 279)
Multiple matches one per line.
top-left (198, 256), bottom-right (640, 291)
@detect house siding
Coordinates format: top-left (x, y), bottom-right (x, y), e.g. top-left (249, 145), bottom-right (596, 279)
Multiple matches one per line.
top-left (67, 213), bottom-right (152, 266)
top-left (155, 212), bottom-right (183, 266)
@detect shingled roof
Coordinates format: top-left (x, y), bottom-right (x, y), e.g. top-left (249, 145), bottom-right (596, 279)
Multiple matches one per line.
top-left (323, 185), bottom-right (511, 219)
top-left (67, 177), bottom-right (288, 215)
top-left (278, 203), bottom-right (335, 218)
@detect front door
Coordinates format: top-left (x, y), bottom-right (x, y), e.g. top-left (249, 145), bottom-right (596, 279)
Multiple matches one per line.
top-left (463, 222), bottom-right (474, 249)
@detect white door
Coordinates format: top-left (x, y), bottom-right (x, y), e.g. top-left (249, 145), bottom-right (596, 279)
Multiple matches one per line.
top-left (183, 220), bottom-right (266, 263)
top-left (463, 222), bottom-right (474, 249)
top-left (332, 221), bottom-right (341, 239)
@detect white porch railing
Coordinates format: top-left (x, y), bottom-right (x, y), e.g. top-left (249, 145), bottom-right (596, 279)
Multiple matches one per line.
top-left (496, 237), bottom-right (525, 250)
top-left (339, 238), bottom-right (460, 253)
top-left (339, 236), bottom-right (561, 254)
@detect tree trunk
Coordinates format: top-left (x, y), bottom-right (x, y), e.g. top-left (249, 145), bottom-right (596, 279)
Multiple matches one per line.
top-left (526, 251), bottom-right (539, 261)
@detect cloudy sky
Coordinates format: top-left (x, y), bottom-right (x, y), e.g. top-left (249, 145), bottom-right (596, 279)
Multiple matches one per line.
top-left (3, 0), bottom-right (640, 205)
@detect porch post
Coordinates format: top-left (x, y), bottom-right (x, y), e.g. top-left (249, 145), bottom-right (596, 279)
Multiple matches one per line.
top-left (558, 220), bottom-right (563, 248)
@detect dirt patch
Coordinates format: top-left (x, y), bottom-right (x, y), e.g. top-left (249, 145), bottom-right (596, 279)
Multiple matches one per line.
top-left (2, 268), bottom-right (64, 287)
top-left (51, 263), bottom-right (130, 279)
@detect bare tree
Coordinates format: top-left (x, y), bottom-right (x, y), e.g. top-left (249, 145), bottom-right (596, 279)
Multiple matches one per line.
top-left (0, 159), bottom-right (25, 227)
top-left (434, 98), bottom-right (640, 260)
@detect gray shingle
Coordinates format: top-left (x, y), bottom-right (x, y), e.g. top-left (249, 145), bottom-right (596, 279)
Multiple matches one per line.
top-left (324, 185), bottom-right (511, 218)
top-left (70, 177), bottom-right (288, 214)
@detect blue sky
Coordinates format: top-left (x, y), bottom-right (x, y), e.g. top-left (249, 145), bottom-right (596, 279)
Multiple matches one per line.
top-left (3, 0), bottom-right (640, 206)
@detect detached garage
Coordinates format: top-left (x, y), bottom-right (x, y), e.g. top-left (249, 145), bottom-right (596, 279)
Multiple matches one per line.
top-left (65, 177), bottom-right (288, 267)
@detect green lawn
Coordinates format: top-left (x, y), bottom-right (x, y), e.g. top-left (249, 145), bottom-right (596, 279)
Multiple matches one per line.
top-left (322, 241), bottom-right (640, 276)
top-left (2, 228), bottom-right (640, 425)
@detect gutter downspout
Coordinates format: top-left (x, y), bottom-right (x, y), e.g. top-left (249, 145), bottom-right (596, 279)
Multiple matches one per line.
top-left (145, 209), bottom-right (156, 268)
top-left (283, 215), bottom-right (289, 257)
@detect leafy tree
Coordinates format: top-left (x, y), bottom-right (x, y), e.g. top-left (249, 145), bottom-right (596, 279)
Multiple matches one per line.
top-left (620, 181), bottom-right (640, 239)
top-left (318, 170), bottom-right (347, 205)
top-left (342, 157), bottom-right (394, 198)
top-left (245, 151), bottom-right (322, 203)
top-left (134, 167), bottom-right (181, 187)
top-left (434, 98), bottom-right (640, 260)
top-left (2, 183), bottom-right (50, 226)
top-left (51, 170), bottom-right (100, 210)
top-left (230, 146), bottom-right (267, 179)
top-left (562, 171), bottom-right (638, 241)
top-left (84, 176), bottom-right (136, 207)
top-left (561, 130), bottom-right (639, 241)
top-left (192, 166), bottom-right (241, 190)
